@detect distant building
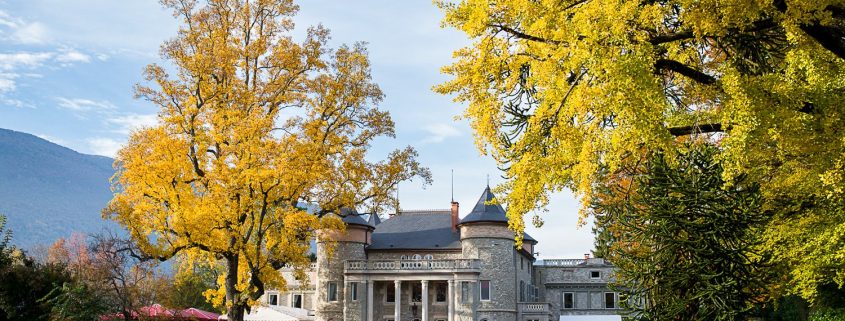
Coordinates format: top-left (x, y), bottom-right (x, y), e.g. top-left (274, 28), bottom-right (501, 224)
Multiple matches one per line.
top-left (262, 187), bottom-right (625, 321)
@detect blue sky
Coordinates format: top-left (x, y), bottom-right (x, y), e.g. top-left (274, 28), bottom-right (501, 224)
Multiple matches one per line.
top-left (0, 0), bottom-right (594, 259)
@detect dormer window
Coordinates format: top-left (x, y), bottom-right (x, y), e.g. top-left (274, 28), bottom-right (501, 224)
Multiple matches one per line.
top-left (591, 271), bottom-right (601, 279)
top-left (412, 254), bottom-right (422, 260)
top-left (401, 255), bottom-right (408, 260)
top-left (424, 254), bottom-right (433, 260)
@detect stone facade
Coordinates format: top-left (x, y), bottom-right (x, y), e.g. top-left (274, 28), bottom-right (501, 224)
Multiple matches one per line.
top-left (263, 187), bottom-right (625, 321)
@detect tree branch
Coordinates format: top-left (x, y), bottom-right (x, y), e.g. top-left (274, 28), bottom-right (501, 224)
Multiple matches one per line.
top-left (654, 59), bottom-right (717, 85)
top-left (667, 123), bottom-right (725, 136)
top-left (489, 24), bottom-right (563, 44)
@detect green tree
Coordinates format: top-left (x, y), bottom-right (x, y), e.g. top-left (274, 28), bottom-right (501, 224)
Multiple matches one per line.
top-left (0, 215), bottom-right (74, 321)
top-left (39, 282), bottom-right (109, 321)
top-left (435, 0), bottom-right (845, 300)
top-left (592, 144), bottom-right (767, 320)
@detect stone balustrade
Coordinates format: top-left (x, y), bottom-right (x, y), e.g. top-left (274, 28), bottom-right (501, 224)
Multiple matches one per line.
top-left (542, 259), bottom-right (586, 266)
top-left (344, 259), bottom-right (481, 272)
top-left (518, 302), bottom-right (552, 313)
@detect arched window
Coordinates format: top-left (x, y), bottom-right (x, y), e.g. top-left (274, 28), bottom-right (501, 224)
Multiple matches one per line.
top-left (412, 254), bottom-right (422, 260)
top-left (424, 254), bottom-right (433, 260)
top-left (401, 255), bottom-right (408, 260)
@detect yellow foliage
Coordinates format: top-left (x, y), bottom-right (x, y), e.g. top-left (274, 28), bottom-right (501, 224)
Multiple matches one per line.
top-left (435, 0), bottom-right (845, 300)
top-left (105, 0), bottom-right (430, 318)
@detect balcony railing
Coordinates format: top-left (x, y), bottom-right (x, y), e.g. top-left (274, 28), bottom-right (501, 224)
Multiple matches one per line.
top-left (541, 259), bottom-right (586, 266)
top-left (518, 302), bottom-right (552, 314)
top-left (344, 259), bottom-right (481, 273)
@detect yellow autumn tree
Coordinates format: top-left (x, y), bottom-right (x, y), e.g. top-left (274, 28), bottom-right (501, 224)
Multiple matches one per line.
top-left (435, 0), bottom-right (845, 301)
top-left (104, 1), bottom-right (430, 320)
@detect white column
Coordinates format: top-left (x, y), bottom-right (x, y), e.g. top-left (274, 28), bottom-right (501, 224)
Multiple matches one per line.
top-left (343, 280), bottom-right (349, 320)
top-left (367, 280), bottom-right (374, 321)
top-left (447, 280), bottom-right (454, 321)
top-left (394, 280), bottom-right (402, 321)
top-left (421, 280), bottom-right (429, 321)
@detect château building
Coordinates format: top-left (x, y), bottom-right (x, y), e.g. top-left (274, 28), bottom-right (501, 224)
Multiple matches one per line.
top-left (258, 187), bottom-right (625, 321)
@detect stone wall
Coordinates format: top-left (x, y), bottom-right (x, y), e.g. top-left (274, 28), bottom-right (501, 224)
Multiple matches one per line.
top-left (534, 260), bottom-right (622, 316)
top-left (461, 222), bottom-right (518, 321)
top-left (316, 239), bottom-right (366, 321)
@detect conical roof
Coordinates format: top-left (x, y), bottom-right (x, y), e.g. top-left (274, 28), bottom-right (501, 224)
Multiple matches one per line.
top-left (459, 186), bottom-right (509, 225)
top-left (367, 212), bottom-right (382, 226)
top-left (339, 208), bottom-right (373, 228)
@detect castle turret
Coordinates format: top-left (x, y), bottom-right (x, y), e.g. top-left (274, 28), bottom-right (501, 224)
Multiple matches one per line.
top-left (315, 208), bottom-right (373, 321)
top-left (458, 186), bottom-right (536, 321)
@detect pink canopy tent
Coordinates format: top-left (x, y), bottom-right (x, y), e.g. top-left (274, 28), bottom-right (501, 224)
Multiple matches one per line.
top-left (100, 304), bottom-right (220, 321)
top-left (178, 307), bottom-right (220, 321)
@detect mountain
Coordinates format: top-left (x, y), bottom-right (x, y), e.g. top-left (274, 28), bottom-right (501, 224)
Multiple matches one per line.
top-left (0, 128), bottom-right (117, 249)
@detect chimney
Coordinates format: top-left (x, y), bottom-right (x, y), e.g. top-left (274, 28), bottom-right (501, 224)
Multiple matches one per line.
top-left (451, 201), bottom-right (460, 232)
top-left (584, 253), bottom-right (590, 260)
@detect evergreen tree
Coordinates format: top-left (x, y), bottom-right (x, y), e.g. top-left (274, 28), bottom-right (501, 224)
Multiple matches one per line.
top-left (592, 144), bottom-right (767, 320)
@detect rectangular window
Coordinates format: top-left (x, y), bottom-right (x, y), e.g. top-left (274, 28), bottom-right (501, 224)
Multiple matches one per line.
top-left (591, 271), bottom-right (601, 279)
top-left (519, 281), bottom-right (525, 302)
top-left (292, 294), bottom-right (302, 308)
top-left (480, 280), bottom-right (491, 301)
top-left (605, 292), bottom-right (617, 309)
top-left (563, 292), bottom-right (574, 309)
top-left (268, 293), bottom-right (278, 306)
top-left (351, 282), bottom-right (358, 301)
top-left (521, 257), bottom-right (524, 269)
top-left (386, 284), bottom-right (395, 303)
top-left (327, 282), bottom-right (338, 301)
top-left (436, 283), bottom-right (447, 302)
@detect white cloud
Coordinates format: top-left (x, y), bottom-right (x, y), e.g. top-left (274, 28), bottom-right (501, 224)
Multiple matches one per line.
top-left (421, 123), bottom-right (462, 144)
top-left (2, 98), bottom-right (32, 108)
top-left (0, 10), bottom-right (18, 28)
top-left (0, 10), bottom-right (49, 44)
top-left (56, 48), bottom-right (90, 64)
top-left (0, 76), bottom-right (16, 93)
top-left (87, 137), bottom-right (123, 157)
top-left (12, 21), bottom-right (49, 44)
top-left (56, 97), bottom-right (115, 112)
top-left (107, 113), bottom-right (158, 134)
top-left (0, 52), bottom-right (54, 70)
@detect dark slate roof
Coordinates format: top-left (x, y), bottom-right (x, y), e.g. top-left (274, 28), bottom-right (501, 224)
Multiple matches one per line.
top-left (340, 208), bottom-right (373, 228)
top-left (523, 232), bottom-right (537, 244)
top-left (367, 213), bottom-right (382, 226)
top-left (369, 210), bottom-right (462, 250)
top-left (459, 186), bottom-right (509, 225)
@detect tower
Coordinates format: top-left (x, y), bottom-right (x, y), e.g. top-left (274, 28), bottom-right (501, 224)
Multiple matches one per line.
top-left (457, 186), bottom-right (519, 321)
top-left (315, 208), bottom-right (373, 321)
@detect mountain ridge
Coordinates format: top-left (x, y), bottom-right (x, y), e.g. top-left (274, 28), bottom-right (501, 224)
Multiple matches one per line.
top-left (0, 128), bottom-right (117, 249)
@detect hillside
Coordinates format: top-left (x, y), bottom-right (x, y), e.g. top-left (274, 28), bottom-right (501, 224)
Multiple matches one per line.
top-left (0, 128), bottom-right (116, 249)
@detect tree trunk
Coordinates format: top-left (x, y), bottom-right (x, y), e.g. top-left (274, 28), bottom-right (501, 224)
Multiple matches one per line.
top-left (225, 255), bottom-right (246, 321)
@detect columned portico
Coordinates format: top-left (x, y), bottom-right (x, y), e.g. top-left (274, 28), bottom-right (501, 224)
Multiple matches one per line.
top-left (344, 259), bottom-right (481, 321)
top-left (394, 280), bottom-right (401, 321)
